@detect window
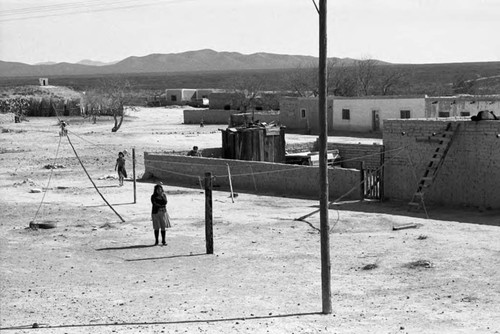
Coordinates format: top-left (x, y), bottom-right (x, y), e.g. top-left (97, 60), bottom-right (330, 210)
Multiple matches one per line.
top-left (300, 108), bottom-right (306, 118)
top-left (256, 106), bottom-right (263, 111)
top-left (224, 104), bottom-right (231, 110)
top-left (438, 111), bottom-right (450, 117)
top-left (171, 95), bottom-right (177, 102)
top-left (400, 110), bottom-right (411, 119)
top-left (342, 109), bottom-right (350, 120)
top-left (460, 111), bottom-right (470, 116)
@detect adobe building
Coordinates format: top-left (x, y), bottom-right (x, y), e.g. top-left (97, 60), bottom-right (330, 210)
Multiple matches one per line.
top-left (208, 92), bottom-right (245, 110)
top-left (425, 94), bottom-right (500, 118)
top-left (279, 97), bottom-right (334, 134)
top-left (165, 89), bottom-right (197, 104)
top-left (383, 118), bottom-right (500, 209)
top-left (280, 95), bottom-right (426, 134)
top-left (332, 95), bottom-right (426, 132)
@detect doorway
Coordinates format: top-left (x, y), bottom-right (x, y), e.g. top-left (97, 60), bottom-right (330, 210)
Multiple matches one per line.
top-left (372, 110), bottom-right (380, 131)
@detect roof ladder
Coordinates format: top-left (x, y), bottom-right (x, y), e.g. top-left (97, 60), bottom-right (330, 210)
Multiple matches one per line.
top-left (408, 122), bottom-right (460, 211)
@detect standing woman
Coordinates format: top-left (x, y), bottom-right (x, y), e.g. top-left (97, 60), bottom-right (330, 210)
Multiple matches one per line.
top-left (151, 184), bottom-right (171, 246)
top-left (114, 152), bottom-right (127, 186)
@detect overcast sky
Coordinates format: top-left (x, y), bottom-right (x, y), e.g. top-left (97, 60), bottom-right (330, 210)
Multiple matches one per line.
top-left (0, 0), bottom-right (499, 65)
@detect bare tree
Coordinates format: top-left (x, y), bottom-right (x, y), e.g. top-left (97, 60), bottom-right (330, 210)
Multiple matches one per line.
top-left (286, 60), bottom-right (358, 97)
top-left (83, 79), bottom-right (134, 132)
top-left (286, 58), bottom-right (409, 98)
top-left (231, 76), bottom-right (266, 121)
top-left (328, 62), bottom-right (357, 96)
top-left (355, 58), bottom-right (378, 96)
top-left (285, 62), bottom-right (318, 97)
top-left (376, 66), bottom-right (409, 95)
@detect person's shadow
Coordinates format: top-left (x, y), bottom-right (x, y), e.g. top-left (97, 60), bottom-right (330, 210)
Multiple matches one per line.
top-left (95, 245), bottom-right (156, 251)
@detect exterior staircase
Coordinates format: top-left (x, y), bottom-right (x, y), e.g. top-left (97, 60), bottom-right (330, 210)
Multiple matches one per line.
top-left (408, 122), bottom-right (460, 210)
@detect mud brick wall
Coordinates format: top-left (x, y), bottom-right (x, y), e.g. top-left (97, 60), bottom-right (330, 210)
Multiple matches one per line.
top-left (326, 142), bottom-right (384, 169)
top-left (383, 119), bottom-right (500, 209)
top-left (144, 153), bottom-right (362, 201)
top-left (183, 109), bottom-right (238, 124)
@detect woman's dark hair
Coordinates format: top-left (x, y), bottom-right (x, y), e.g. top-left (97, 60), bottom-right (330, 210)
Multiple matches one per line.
top-left (153, 184), bottom-right (163, 194)
top-left (118, 152), bottom-right (124, 157)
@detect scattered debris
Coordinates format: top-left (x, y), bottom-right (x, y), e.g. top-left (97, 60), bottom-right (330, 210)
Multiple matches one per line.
top-left (43, 163), bottom-right (66, 169)
top-left (14, 178), bottom-right (37, 187)
top-left (417, 235), bottom-right (428, 240)
top-left (0, 147), bottom-right (26, 154)
top-left (100, 222), bottom-right (117, 229)
top-left (392, 223), bottom-right (418, 231)
top-left (98, 175), bottom-right (118, 180)
top-left (0, 128), bottom-right (26, 134)
top-left (404, 260), bottom-right (433, 269)
top-left (460, 296), bottom-right (478, 303)
top-left (361, 263), bottom-right (378, 271)
top-left (29, 221), bottom-right (57, 229)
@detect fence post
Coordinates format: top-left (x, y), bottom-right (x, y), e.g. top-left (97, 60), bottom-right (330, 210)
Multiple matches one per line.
top-left (205, 172), bottom-right (214, 254)
top-left (360, 161), bottom-right (365, 200)
top-left (133, 148), bottom-right (136, 204)
top-left (380, 146), bottom-right (385, 201)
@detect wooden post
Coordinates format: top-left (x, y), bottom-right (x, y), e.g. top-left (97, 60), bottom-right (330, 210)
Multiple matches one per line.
top-left (132, 148), bottom-right (136, 204)
top-left (380, 146), bottom-right (385, 201)
top-left (360, 161), bottom-right (365, 200)
top-left (227, 164), bottom-right (235, 203)
top-left (204, 172), bottom-right (214, 254)
top-left (318, 0), bottom-right (332, 315)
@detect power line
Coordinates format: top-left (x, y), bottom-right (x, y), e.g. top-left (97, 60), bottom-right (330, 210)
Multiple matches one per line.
top-left (32, 134), bottom-right (63, 224)
top-left (0, 0), bottom-right (196, 22)
top-left (0, 0), bottom-right (127, 16)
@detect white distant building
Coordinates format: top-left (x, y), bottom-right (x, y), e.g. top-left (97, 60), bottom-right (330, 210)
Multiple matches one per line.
top-left (165, 89), bottom-right (197, 103)
top-left (39, 78), bottom-right (49, 86)
top-left (280, 95), bottom-right (426, 134)
top-left (425, 94), bottom-right (500, 118)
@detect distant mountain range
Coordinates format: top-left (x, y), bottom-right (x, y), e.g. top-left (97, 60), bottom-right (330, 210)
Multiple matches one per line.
top-left (76, 59), bottom-right (119, 66)
top-left (0, 49), bottom-right (371, 78)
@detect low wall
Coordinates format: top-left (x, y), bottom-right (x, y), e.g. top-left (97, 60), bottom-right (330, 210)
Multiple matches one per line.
top-left (383, 119), bottom-right (500, 209)
top-left (230, 112), bottom-right (280, 126)
top-left (183, 109), bottom-right (281, 125)
top-left (326, 142), bottom-right (384, 169)
top-left (143, 153), bottom-right (362, 200)
top-left (183, 109), bottom-right (239, 124)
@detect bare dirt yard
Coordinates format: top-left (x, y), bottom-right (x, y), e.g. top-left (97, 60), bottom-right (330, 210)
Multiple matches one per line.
top-left (1, 107), bottom-right (499, 334)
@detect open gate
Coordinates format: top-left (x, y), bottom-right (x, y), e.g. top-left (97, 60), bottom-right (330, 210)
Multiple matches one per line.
top-left (361, 167), bottom-right (383, 200)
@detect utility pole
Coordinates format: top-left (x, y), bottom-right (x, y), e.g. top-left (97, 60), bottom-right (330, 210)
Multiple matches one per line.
top-left (204, 172), bottom-right (214, 254)
top-left (318, 0), bottom-right (332, 314)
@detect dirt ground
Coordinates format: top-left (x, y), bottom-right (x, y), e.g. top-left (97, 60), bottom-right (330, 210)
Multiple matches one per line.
top-left (1, 107), bottom-right (499, 334)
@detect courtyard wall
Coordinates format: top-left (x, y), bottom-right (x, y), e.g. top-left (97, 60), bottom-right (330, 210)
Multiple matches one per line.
top-left (183, 109), bottom-right (237, 124)
top-left (143, 153), bottom-right (362, 200)
top-left (383, 119), bottom-right (500, 209)
top-left (184, 109), bottom-right (280, 125)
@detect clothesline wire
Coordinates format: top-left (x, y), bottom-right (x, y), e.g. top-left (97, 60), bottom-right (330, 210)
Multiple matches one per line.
top-left (32, 135), bottom-right (62, 223)
top-left (65, 128), bottom-right (406, 181)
